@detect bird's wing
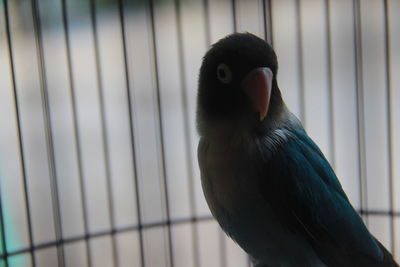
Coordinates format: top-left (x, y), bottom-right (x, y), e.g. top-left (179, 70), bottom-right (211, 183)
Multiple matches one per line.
top-left (259, 128), bottom-right (396, 266)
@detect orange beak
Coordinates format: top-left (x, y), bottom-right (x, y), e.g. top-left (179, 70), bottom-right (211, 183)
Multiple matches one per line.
top-left (242, 67), bottom-right (273, 121)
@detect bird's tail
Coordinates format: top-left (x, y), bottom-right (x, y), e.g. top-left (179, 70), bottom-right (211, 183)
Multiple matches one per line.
top-left (375, 239), bottom-right (399, 267)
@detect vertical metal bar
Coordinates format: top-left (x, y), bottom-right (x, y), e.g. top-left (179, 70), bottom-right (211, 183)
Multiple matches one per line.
top-left (3, 0), bottom-right (36, 266)
top-left (30, 0), bottom-right (66, 265)
top-left (231, 0), bottom-right (237, 32)
top-left (60, 0), bottom-right (92, 266)
top-left (203, 0), bottom-right (211, 46)
top-left (219, 232), bottom-right (226, 267)
top-left (116, 0), bottom-right (145, 266)
top-left (324, 0), bottom-right (336, 169)
top-left (295, 0), bottom-right (306, 125)
top-left (201, 1), bottom-right (212, 266)
top-left (0, 184), bottom-right (9, 267)
top-left (0, 6), bottom-right (8, 267)
top-left (173, 1), bottom-right (200, 267)
top-left (352, 0), bottom-right (368, 224)
top-left (262, 0), bottom-right (267, 40)
top-left (148, 0), bottom-right (175, 266)
top-left (87, 0), bottom-right (119, 265)
top-left (383, 0), bottom-right (395, 253)
top-left (268, 0), bottom-right (273, 46)
top-left (262, 0), bottom-right (273, 46)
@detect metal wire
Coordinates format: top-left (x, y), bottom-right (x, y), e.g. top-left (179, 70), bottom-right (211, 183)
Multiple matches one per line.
top-left (1, 209), bottom-right (397, 261)
top-left (115, 0), bottom-right (146, 266)
top-left (60, 0), bottom-right (93, 266)
top-left (3, 0), bottom-right (36, 265)
top-left (148, 0), bottom-right (175, 266)
top-left (87, 0), bottom-right (119, 265)
top-left (383, 0), bottom-right (395, 254)
top-left (324, 0), bottom-right (336, 169)
top-left (0, 184), bottom-right (9, 267)
top-left (203, 0), bottom-right (211, 47)
top-left (231, 0), bottom-right (237, 32)
top-left (295, 0), bottom-right (306, 125)
top-left (218, 230), bottom-right (227, 267)
top-left (262, 0), bottom-right (273, 46)
top-left (173, 0), bottom-right (201, 266)
top-left (353, 0), bottom-right (369, 224)
top-left (0, 216), bottom-right (213, 261)
top-left (30, 0), bottom-right (66, 264)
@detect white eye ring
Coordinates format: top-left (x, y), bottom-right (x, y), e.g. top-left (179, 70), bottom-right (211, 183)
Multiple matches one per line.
top-left (217, 63), bottom-right (232, 84)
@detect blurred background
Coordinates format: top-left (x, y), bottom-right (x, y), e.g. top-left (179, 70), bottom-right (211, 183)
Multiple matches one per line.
top-left (0, 0), bottom-right (399, 266)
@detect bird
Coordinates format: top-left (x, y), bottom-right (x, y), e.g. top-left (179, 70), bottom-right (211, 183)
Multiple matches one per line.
top-left (196, 32), bottom-right (398, 267)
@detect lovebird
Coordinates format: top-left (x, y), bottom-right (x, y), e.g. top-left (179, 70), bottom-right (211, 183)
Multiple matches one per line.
top-left (196, 33), bottom-right (398, 267)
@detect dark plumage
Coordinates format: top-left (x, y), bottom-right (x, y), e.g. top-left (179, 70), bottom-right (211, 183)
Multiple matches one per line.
top-left (197, 33), bottom-right (398, 267)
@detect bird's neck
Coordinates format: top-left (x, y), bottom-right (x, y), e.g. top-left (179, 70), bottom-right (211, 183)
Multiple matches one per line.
top-left (255, 85), bottom-right (294, 131)
top-left (198, 84), bottom-right (301, 141)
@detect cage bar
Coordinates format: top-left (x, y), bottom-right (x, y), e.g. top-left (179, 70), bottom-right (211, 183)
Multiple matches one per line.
top-left (60, 0), bottom-right (92, 265)
top-left (3, 0), bottom-right (36, 265)
top-left (383, 0), bottom-right (395, 253)
top-left (295, 0), bottom-right (306, 125)
top-left (115, 0), bottom-right (145, 266)
top-left (353, 0), bottom-right (369, 224)
top-left (30, 0), bottom-right (66, 264)
top-left (148, 0), bottom-right (175, 266)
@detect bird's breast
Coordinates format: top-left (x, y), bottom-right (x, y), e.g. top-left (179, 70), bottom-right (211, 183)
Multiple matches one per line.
top-left (201, 136), bottom-right (255, 214)
top-left (198, 136), bottom-right (326, 267)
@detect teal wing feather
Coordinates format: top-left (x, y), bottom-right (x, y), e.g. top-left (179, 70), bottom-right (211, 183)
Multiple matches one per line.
top-left (259, 128), bottom-right (397, 266)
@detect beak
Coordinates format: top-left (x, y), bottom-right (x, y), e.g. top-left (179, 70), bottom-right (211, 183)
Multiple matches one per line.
top-left (241, 67), bottom-right (273, 121)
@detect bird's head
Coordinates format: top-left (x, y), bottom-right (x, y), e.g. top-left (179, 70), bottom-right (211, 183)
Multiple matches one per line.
top-left (197, 32), bottom-right (284, 136)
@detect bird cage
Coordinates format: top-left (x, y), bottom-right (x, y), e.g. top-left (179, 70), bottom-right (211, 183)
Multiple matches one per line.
top-left (0, 0), bottom-right (399, 266)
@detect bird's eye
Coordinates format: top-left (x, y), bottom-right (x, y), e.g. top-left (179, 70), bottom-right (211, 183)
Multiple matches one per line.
top-left (217, 63), bottom-right (232, 84)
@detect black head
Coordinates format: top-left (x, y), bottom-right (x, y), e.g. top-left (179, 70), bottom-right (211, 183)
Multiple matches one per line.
top-left (197, 33), bottom-right (283, 135)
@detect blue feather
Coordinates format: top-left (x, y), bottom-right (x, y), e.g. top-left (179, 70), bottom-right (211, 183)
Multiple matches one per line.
top-left (258, 127), bottom-right (384, 266)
